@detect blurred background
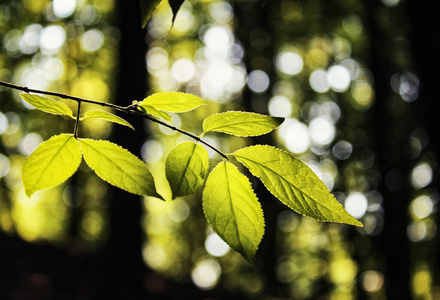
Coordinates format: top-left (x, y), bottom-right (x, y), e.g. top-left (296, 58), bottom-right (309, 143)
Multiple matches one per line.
top-left (0, 0), bottom-right (439, 299)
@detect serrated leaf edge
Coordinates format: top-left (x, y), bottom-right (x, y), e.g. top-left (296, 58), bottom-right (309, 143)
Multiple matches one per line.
top-left (202, 161), bottom-right (265, 263)
top-left (140, 91), bottom-right (206, 113)
top-left (23, 133), bottom-right (81, 197)
top-left (232, 144), bottom-right (363, 227)
top-left (20, 93), bottom-right (75, 119)
top-left (202, 111), bottom-right (284, 136)
top-left (79, 138), bottom-right (163, 200)
top-left (165, 142), bottom-right (210, 199)
top-left (81, 110), bottom-right (135, 130)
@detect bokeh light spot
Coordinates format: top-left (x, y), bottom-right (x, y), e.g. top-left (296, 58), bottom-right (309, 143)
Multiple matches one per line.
top-left (205, 233), bottom-right (230, 257)
top-left (411, 195), bottom-right (434, 219)
top-left (0, 154), bottom-right (10, 177)
top-left (411, 162), bottom-right (433, 189)
top-left (141, 140), bottom-right (164, 163)
top-left (191, 259), bottom-right (221, 290)
top-left (268, 95), bottom-right (292, 118)
top-left (247, 70), bottom-right (270, 93)
top-left (81, 29), bottom-right (104, 52)
top-left (309, 117), bottom-right (335, 146)
top-left (276, 51), bottom-right (304, 75)
top-left (327, 65), bottom-right (351, 92)
top-left (361, 270), bottom-right (384, 292)
top-left (344, 192), bottom-right (368, 219)
top-left (19, 133), bottom-right (43, 156)
top-left (53, 0), bottom-right (76, 18)
top-left (309, 69), bottom-right (329, 93)
top-left (278, 118), bottom-right (310, 154)
top-left (40, 25), bottom-right (66, 55)
top-left (171, 58), bottom-right (196, 83)
top-left (332, 140), bottom-right (353, 160)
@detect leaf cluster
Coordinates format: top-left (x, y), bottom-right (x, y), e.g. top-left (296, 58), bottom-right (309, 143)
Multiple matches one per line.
top-left (20, 91), bottom-right (362, 264)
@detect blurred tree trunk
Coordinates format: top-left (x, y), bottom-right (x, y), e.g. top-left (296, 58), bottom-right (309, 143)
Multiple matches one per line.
top-left (406, 0), bottom-right (440, 288)
top-left (98, 1), bottom-right (149, 298)
top-left (366, 2), bottom-right (411, 299)
top-left (234, 1), bottom-right (285, 297)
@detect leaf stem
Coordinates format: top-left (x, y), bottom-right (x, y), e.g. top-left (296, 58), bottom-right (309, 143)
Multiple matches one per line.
top-left (73, 101), bottom-right (81, 139)
top-left (0, 80), bottom-right (229, 159)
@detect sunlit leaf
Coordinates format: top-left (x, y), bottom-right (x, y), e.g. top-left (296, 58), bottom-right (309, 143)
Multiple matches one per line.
top-left (233, 145), bottom-right (363, 227)
top-left (81, 110), bottom-right (135, 130)
top-left (202, 111), bottom-right (284, 137)
top-left (203, 161), bottom-right (264, 263)
top-left (139, 92), bottom-right (206, 113)
top-left (141, 0), bottom-right (162, 28)
top-left (80, 139), bottom-right (163, 199)
top-left (22, 134), bottom-right (82, 197)
top-left (20, 93), bottom-right (74, 118)
top-left (169, 0), bottom-right (185, 24)
top-left (138, 105), bottom-right (172, 122)
top-left (166, 142), bottom-right (209, 199)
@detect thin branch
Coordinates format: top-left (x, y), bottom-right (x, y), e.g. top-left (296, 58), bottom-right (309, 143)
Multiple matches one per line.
top-left (0, 79), bottom-right (229, 159)
top-left (73, 101), bottom-right (81, 139)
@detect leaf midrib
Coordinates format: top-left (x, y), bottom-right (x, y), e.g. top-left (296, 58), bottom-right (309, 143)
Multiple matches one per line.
top-left (234, 154), bottom-right (335, 216)
top-left (174, 143), bottom-right (197, 197)
top-left (223, 163), bottom-right (243, 253)
top-left (81, 140), bottom-right (146, 192)
top-left (207, 119), bottom-right (278, 132)
top-left (30, 135), bottom-right (74, 191)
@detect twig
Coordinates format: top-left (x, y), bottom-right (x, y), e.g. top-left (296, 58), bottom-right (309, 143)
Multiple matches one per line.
top-left (0, 80), bottom-right (229, 159)
top-left (73, 101), bottom-right (81, 139)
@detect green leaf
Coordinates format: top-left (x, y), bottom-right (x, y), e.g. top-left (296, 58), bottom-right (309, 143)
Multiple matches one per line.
top-left (165, 142), bottom-right (209, 199)
top-left (22, 134), bottom-right (82, 197)
top-left (202, 111), bottom-right (284, 137)
top-left (138, 105), bottom-right (172, 122)
top-left (81, 110), bottom-right (135, 130)
top-left (169, 0), bottom-right (185, 24)
top-left (79, 139), bottom-right (163, 199)
top-left (20, 93), bottom-right (74, 118)
top-left (233, 145), bottom-right (363, 227)
top-left (141, 0), bottom-right (162, 28)
top-left (203, 161), bottom-right (264, 263)
top-left (139, 92), bottom-right (206, 113)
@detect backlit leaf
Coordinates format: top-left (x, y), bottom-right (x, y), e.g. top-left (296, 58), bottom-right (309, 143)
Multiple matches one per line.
top-left (139, 92), bottom-right (205, 113)
top-left (81, 110), bottom-right (135, 130)
top-left (203, 161), bottom-right (264, 263)
top-left (138, 105), bottom-right (172, 122)
top-left (80, 139), bottom-right (163, 199)
top-left (22, 134), bottom-right (82, 197)
top-left (141, 0), bottom-right (162, 28)
top-left (202, 111), bottom-right (284, 137)
top-left (233, 145), bottom-right (363, 227)
top-left (20, 93), bottom-right (74, 118)
top-left (166, 142), bottom-right (209, 199)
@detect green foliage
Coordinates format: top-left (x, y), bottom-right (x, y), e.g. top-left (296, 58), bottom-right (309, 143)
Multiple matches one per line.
top-left (136, 104), bottom-right (172, 122)
top-left (18, 90), bottom-right (362, 263)
top-left (140, 0), bottom-right (186, 28)
top-left (80, 139), bottom-right (163, 199)
top-left (165, 142), bottom-right (209, 199)
top-left (20, 93), bottom-right (74, 118)
top-left (203, 161), bottom-right (264, 264)
top-left (138, 91), bottom-right (205, 113)
top-left (81, 110), bottom-right (135, 130)
top-left (22, 134), bottom-right (81, 197)
top-left (202, 111), bottom-right (284, 137)
top-left (140, 0), bottom-right (162, 28)
top-left (233, 145), bottom-right (363, 227)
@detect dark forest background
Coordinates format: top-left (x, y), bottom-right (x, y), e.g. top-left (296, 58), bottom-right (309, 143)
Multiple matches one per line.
top-left (1, 0), bottom-right (439, 299)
